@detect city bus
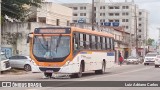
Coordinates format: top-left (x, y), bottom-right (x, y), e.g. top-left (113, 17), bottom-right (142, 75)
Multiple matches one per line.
top-left (27, 27), bottom-right (115, 78)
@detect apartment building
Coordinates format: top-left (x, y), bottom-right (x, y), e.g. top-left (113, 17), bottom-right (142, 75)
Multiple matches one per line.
top-left (95, 1), bottom-right (139, 35)
top-left (138, 9), bottom-right (148, 47)
top-left (63, 0), bottom-right (148, 58)
top-left (63, 0), bottom-right (141, 34)
top-left (63, 1), bottom-right (148, 40)
top-left (63, 3), bottom-right (92, 24)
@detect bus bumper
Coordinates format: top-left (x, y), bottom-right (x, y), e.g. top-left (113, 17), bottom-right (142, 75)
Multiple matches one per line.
top-left (39, 64), bottom-right (79, 74)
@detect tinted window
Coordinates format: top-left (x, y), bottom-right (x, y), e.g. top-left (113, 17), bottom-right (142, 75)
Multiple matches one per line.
top-left (9, 56), bottom-right (27, 59)
top-left (97, 36), bottom-right (101, 49)
top-left (146, 54), bottom-right (157, 57)
top-left (19, 56), bottom-right (28, 59)
top-left (92, 35), bottom-right (96, 49)
top-left (80, 33), bottom-right (84, 50)
top-left (107, 38), bottom-right (110, 49)
top-left (9, 56), bottom-right (18, 59)
top-left (102, 37), bottom-right (106, 49)
top-left (86, 34), bottom-right (90, 49)
top-left (128, 57), bottom-right (137, 59)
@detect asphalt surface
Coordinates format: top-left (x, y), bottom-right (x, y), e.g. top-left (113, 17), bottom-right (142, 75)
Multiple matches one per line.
top-left (1, 64), bottom-right (160, 90)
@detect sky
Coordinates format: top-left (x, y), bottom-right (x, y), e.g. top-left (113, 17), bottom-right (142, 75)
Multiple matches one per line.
top-left (47, 0), bottom-right (160, 41)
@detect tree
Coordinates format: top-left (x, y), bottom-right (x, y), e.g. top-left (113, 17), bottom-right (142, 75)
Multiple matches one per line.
top-left (1, 0), bottom-right (42, 22)
top-left (147, 38), bottom-right (155, 45)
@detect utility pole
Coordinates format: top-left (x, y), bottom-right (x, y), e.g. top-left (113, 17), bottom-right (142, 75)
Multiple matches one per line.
top-left (0, 0), bottom-right (1, 74)
top-left (92, 0), bottom-right (94, 31)
top-left (157, 28), bottom-right (160, 54)
top-left (0, 0), bottom-right (1, 54)
top-left (135, 5), bottom-right (138, 56)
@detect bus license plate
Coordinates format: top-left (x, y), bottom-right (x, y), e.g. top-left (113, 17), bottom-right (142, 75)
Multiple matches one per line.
top-left (46, 70), bottom-right (53, 73)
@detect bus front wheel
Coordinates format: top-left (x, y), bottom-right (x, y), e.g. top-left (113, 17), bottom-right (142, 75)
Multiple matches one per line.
top-left (44, 73), bottom-right (52, 78)
top-left (71, 64), bottom-right (83, 78)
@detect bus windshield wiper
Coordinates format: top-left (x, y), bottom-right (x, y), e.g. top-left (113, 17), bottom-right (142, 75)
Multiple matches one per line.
top-left (42, 34), bottom-right (49, 51)
top-left (55, 34), bottom-right (62, 53)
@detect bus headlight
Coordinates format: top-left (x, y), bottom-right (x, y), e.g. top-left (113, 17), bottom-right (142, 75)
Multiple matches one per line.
top-left (66, 60), bottom-right (70, 65)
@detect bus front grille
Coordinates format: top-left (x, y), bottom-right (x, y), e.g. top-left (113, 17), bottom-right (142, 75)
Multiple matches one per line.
top-left (39, 67), bottom-right (60, 72)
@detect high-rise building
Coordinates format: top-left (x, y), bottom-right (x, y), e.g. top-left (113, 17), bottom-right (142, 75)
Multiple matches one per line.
top-left (138, 9), bottom-right (149, 47)
top-left (63, 0), bottom-right (148, 44)
top-left (63, 3), bottom-right (92, 24)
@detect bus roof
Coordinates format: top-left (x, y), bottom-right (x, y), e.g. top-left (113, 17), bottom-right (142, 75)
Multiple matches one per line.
top-left (71, 27), bottom-right (114, 38)
top-left (33, 26), bottom-right (114, 38)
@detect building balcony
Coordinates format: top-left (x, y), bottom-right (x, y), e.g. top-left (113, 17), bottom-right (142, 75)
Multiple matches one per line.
top-left (114, 34), bottom-right (130, 45)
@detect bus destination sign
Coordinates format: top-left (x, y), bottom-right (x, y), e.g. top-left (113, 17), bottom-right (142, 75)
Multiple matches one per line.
top-left (34, 28), bottom-right (71, 34)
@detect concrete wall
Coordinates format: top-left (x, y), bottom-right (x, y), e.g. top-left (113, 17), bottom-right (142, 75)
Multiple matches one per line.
top-left (1, 22), bottom-right (55, 57)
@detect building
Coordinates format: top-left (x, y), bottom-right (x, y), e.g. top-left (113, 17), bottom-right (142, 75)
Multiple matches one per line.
top-left (137, 9), bottom-right (148, 47)
top-left (63, 0), bottom-right (149, 57)
top-left (28, 2), bottom-right (72, 26)
top-left (63, 0), bottom-right (140, 34)
top-left (96, 1), bottom-right (139, 34)
top-left (63, 3), bottom-right (92, 24)
top-left (1, 2), bottom-right (73, 56)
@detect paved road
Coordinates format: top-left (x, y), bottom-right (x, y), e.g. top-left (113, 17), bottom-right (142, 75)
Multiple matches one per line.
top-left (1, 64), bottom-right (160, 90)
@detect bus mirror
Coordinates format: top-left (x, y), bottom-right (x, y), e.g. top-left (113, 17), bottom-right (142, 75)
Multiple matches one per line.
top-left (27, 35), bottom-right (30, 43)
top-left (27, 32), bottom-right (33, 43)
top-left (74, 44), bottom-right (78, 49)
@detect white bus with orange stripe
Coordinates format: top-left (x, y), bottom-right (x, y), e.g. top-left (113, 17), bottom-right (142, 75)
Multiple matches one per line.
top-left (27, 27), bottom-right (115, 78)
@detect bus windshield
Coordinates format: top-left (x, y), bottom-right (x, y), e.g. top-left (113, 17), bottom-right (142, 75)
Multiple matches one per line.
top-left (33, 35), bottom-right (70, 61)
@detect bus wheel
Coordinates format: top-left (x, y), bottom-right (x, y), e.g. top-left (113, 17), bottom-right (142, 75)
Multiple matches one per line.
top-left (95, 61), bottom-right (105, 74)
top-left (71, 64), bottom-right (83, 78)
top-left (44, 73), bottom-right (52, 78)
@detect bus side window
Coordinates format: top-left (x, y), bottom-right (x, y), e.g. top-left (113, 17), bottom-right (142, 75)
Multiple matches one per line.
top-left (112, 39), bottom-right (115, 50)
top-left (73, 33), bottom-right (76, 50)
top-left (102, 37), bottom-right (105, 50)
top-left (97, 36), bottom-right (101, 50)
top-left (105, 37), bottom-right (107, 50)
top-left (107, 38), bottom-right (111, 49)
top-left (107, 37), bottom-right (110, 49)
top-left (83, 34), bottom-right (86, 49)
top-left (92, 35), bottom-right (96, 49)
top-left (79, 33), bottom-right (84, 50)
top-left (74, 33), bottom-right (79, 51)
top-left (109, 38), bottom-right (112, 50)
top-left (100, 37), bottom-right (103, 50)
top-left (95, 36), bottom-right (98, 49)
top-left (89, 35), bottom-right (92, 49)
top-left (111, 38), bottom-right (114, 50)
top-left (86, 34), bottom-right (90, 49)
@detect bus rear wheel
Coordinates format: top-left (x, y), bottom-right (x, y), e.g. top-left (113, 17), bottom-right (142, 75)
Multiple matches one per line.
top-left (95, 61), bottom-right (105, 74)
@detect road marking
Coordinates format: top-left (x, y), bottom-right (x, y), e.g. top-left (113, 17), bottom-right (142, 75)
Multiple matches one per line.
top-left (26, 89), bottom-right (39, 90)
top-left (80, 66), bottom-right (152, 81)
